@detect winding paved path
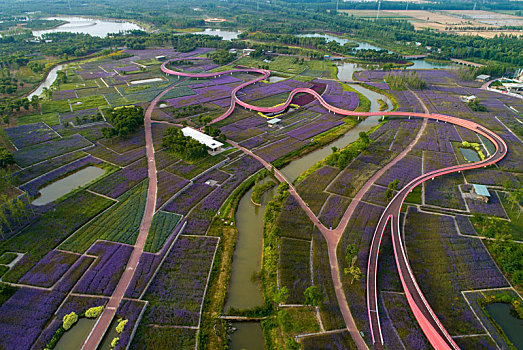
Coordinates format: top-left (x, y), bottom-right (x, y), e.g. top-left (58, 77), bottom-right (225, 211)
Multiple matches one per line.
top-left (80, 58), bottom-right (507, 349)
top-left (81, 83), bottom-right (183, 350)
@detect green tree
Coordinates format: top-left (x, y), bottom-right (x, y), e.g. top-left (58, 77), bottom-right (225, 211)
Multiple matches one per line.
top-left (62, 312), bottom-right (78, 330)
top-left (0, 147), bottom-right (15, 168)
top-left (304, 286), bottom-right (324, 307)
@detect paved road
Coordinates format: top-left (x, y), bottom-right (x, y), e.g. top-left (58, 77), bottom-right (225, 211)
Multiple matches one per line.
top-left (159, 59), bottom-right (508, 349)
top-left (81, 83), bottom-right (183, 350)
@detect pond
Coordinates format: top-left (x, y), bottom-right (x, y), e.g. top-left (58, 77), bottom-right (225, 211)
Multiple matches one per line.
top-left (267, 76), bottom-right (286, 83)
top-left (485, 303), bottom-right (523, 349)
top-left (32, 166), bottom-right (106, 206)
top-left (32, 16), bottom-right (142, 38)
top-left (459, 147), bottom-right (481, 162)
top-left (54, 317), bottom-right (97, 350)
top-left (190, 28), bottom-right (241, 41)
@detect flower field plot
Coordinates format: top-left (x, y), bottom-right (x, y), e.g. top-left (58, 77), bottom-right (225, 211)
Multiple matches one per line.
top-left (279, 237), bottom-right (311, 304)
top-left (125, 252), bottom-right (162, 299)
top-left (390, 90), bottom-right (425, 113)
top-left (361, 184), bottom-right (390, 207)
top-left (0, 288), bottom-right (64, 350)
top-left (165, 153), bottom-right (227, 180)
top-left (319, 194), bottom-right (351, 229)
top-left (239, 134), bottom-right (268, 149)
top-left (141, 235), bottom-right (218, 327)
top-left (18, 250), bottom-right (78, 288)
top-left (425, 174), bottom-right (467, 210)
top-left (163, 183), bottom-right (213, 215)
top-left (75, 241), bottom-right (133, 296)
top-left (20, 155), bottom-right (104, 197)
top-left (424, 150), bottom-right (457, 172)
top-left (98, 128), bottom-right (146, 154)
top-left (89, 158), bottom-right (148, 198)
top-left (296, 166), bottom-right (340, 214)
top-left (13, 134), bottom-right (92, 167)
top-left (465, 190), bottom-right (508, 218)
top-left (130, 326), bottom-right (196, 350)
top-left (0, 190), bottom-right (113, 284)
top-left (60, 181), bottom-right (148, 253)
top-left (5, 122), bottom-right (58, 149)
top-left (301, 330), bottom-right (356, 349)
top-left (58, 108), bottom-right (101, 125)
top-left (404, 207), bottom-right (509, 336)
top-left (255, 137), bottom-right (307, 163)
top-left (327, 149), bottom-right (396, 198)
top-left (17, 112), bottom-right (60, 126)
top-left (144, 211), bottom-right (182, 253)
top-left (337, 202), bottom-right (385, 334)
top-left (54, 255), bottom-right (95, 293)
top-left (277, 195), bottom-right (315, 241)
top-left (286, 116), bottom-right (344, 142)
top-left (155, 170), bottom-right (189, 209)
top-left (497, 131), bottom-right (523, 173)
top-left (12, 151), bottom-right (87, 184)
top-left (220, 117), bottom-right (267, 141)
top-left (87, 144), bottom-right (145, 167)
top-left (381, 291), bottom-right (431, 349)
top-left (111, 299), bottom-right (147, 350)
top-left (52, 89), bottom-right (78, 100)
top-left (375, 154), bottom-right (422, 189)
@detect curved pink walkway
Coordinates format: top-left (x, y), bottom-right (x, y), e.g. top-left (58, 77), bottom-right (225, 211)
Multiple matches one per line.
top-left (160, 58), bottom-right (508, 349)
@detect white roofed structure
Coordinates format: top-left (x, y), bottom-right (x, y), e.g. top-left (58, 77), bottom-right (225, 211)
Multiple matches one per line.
top-left (181, 127), bottom-right (224, 154)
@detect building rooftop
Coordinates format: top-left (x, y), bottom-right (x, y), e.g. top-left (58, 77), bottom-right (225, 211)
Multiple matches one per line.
top-left (181, 127), bottom-right (224, 150)
top-left (476, 74), bottom-right (491, 80)
top-left (473, 184), bottom-right (490, 197)
top-left (267, 118), bottom-right (281, 125)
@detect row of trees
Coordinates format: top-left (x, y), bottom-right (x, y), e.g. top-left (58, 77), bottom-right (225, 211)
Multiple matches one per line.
top-left (326, 131), bottom-right (370, 169)
top-left (385, 72), bottom-right (427, 90)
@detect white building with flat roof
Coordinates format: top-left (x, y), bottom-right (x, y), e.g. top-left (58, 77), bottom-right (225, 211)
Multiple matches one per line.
top-left (181, 127), bottom-right (224, 154)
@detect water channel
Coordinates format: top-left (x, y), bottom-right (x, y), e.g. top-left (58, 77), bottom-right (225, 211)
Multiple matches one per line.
top-left (54, 318), bottom-right (97, 350)
top-left (227, 83), bottom-right (390, 348)
top-left (485, 303), bottom-right (523, 349)
top-left (32, 166), bottom-right (106, 206)
top-left (32, 16), bottom-right (142, 38)
top-left (27, 64), bottom-right (63, 100)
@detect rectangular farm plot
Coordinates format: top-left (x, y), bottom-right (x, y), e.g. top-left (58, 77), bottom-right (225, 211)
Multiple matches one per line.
top-left (286, 116), bottom-right (344, 141)
top-left (141, 235), bottom-right (218, 327)
top-left (279, 238), bottom-right (311, 304)
top-left (89, 157), bottom-right (148, 198)
top-left (318, 194), bottom-right (351, 229)
top-left (18, 250), bottom-right (79, 288)
top-left (255, 137), bottom-right (307, 163)
top-left (74, 241), bottom-right (134, 296)
top-left (60, 181), bottom-right (148, 253)
top-left (5, 122), bottom-right (59, 149)
top-left (144, 211), bottom-right (183, 253)
top-left (163, 183), bottom-right (214, 216)
top-left (277, 195), bottom-right (315, 241)
top-left (13, 134), bottom-right (92, 167)
top-left (297, 166), bottom-right (340, 214)
top-left (156, 170), bottom-right (189, 209)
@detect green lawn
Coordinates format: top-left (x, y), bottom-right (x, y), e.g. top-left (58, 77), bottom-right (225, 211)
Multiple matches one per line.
top-left (499, 192), bottom-right (523, 241)
top-left (17, 112), bottom-right (60, 126)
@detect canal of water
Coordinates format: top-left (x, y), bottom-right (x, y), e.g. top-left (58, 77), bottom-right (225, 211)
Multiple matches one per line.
top-left (485, 303), bottom-right (523, 349)
top-left (226, 83), bottom-right (390, 348)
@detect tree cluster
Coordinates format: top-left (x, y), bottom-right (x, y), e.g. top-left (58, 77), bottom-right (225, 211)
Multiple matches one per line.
top-left (161, 127), bottom-right (208, 160)
top-left (102, 105), bottom-right (144, 138)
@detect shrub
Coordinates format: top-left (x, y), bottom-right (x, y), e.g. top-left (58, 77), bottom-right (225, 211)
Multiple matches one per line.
top-left (85, 306), bottom-right (104, 318)
top-left (116, 318), bottom-right (128, 334)
top-left (62, 312), bottom-right (78, 331)
top-left (111, 337), bottom-right (119, 348)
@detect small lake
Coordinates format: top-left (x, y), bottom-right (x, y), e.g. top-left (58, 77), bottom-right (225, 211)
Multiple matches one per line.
top-left (267, 76), bottom-right (286, 83)
top-left (459, 147), bottom-right (480, 162)
top-left (485, 303), bottom-right (523, 349)
top-left (190, 28), bottom-right (241, 41)
top-left (32, 166), bottom-right (106, 206)
top-left (32, 16), bottom-right (142, 38)
top-left (54, 317), bottom-right (97, 350)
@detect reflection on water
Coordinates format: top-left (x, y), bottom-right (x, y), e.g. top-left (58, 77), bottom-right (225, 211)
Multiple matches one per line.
top-left (54, 318), bottom-right (96, 350)
top-left (32, 166), bottom-right (106, 206)
top-left (225, 181), bottom-right (276, 311)
top-left (28, 64), bottom-right (63, 99)
top-left (485, 303), bottom-right (523, 349)
top-left (33, 16), bottom-right (142, 38)
top-left (190, 28), bottom-right (241, 41)
top-left (229, 322), bottom-right (265, 350)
